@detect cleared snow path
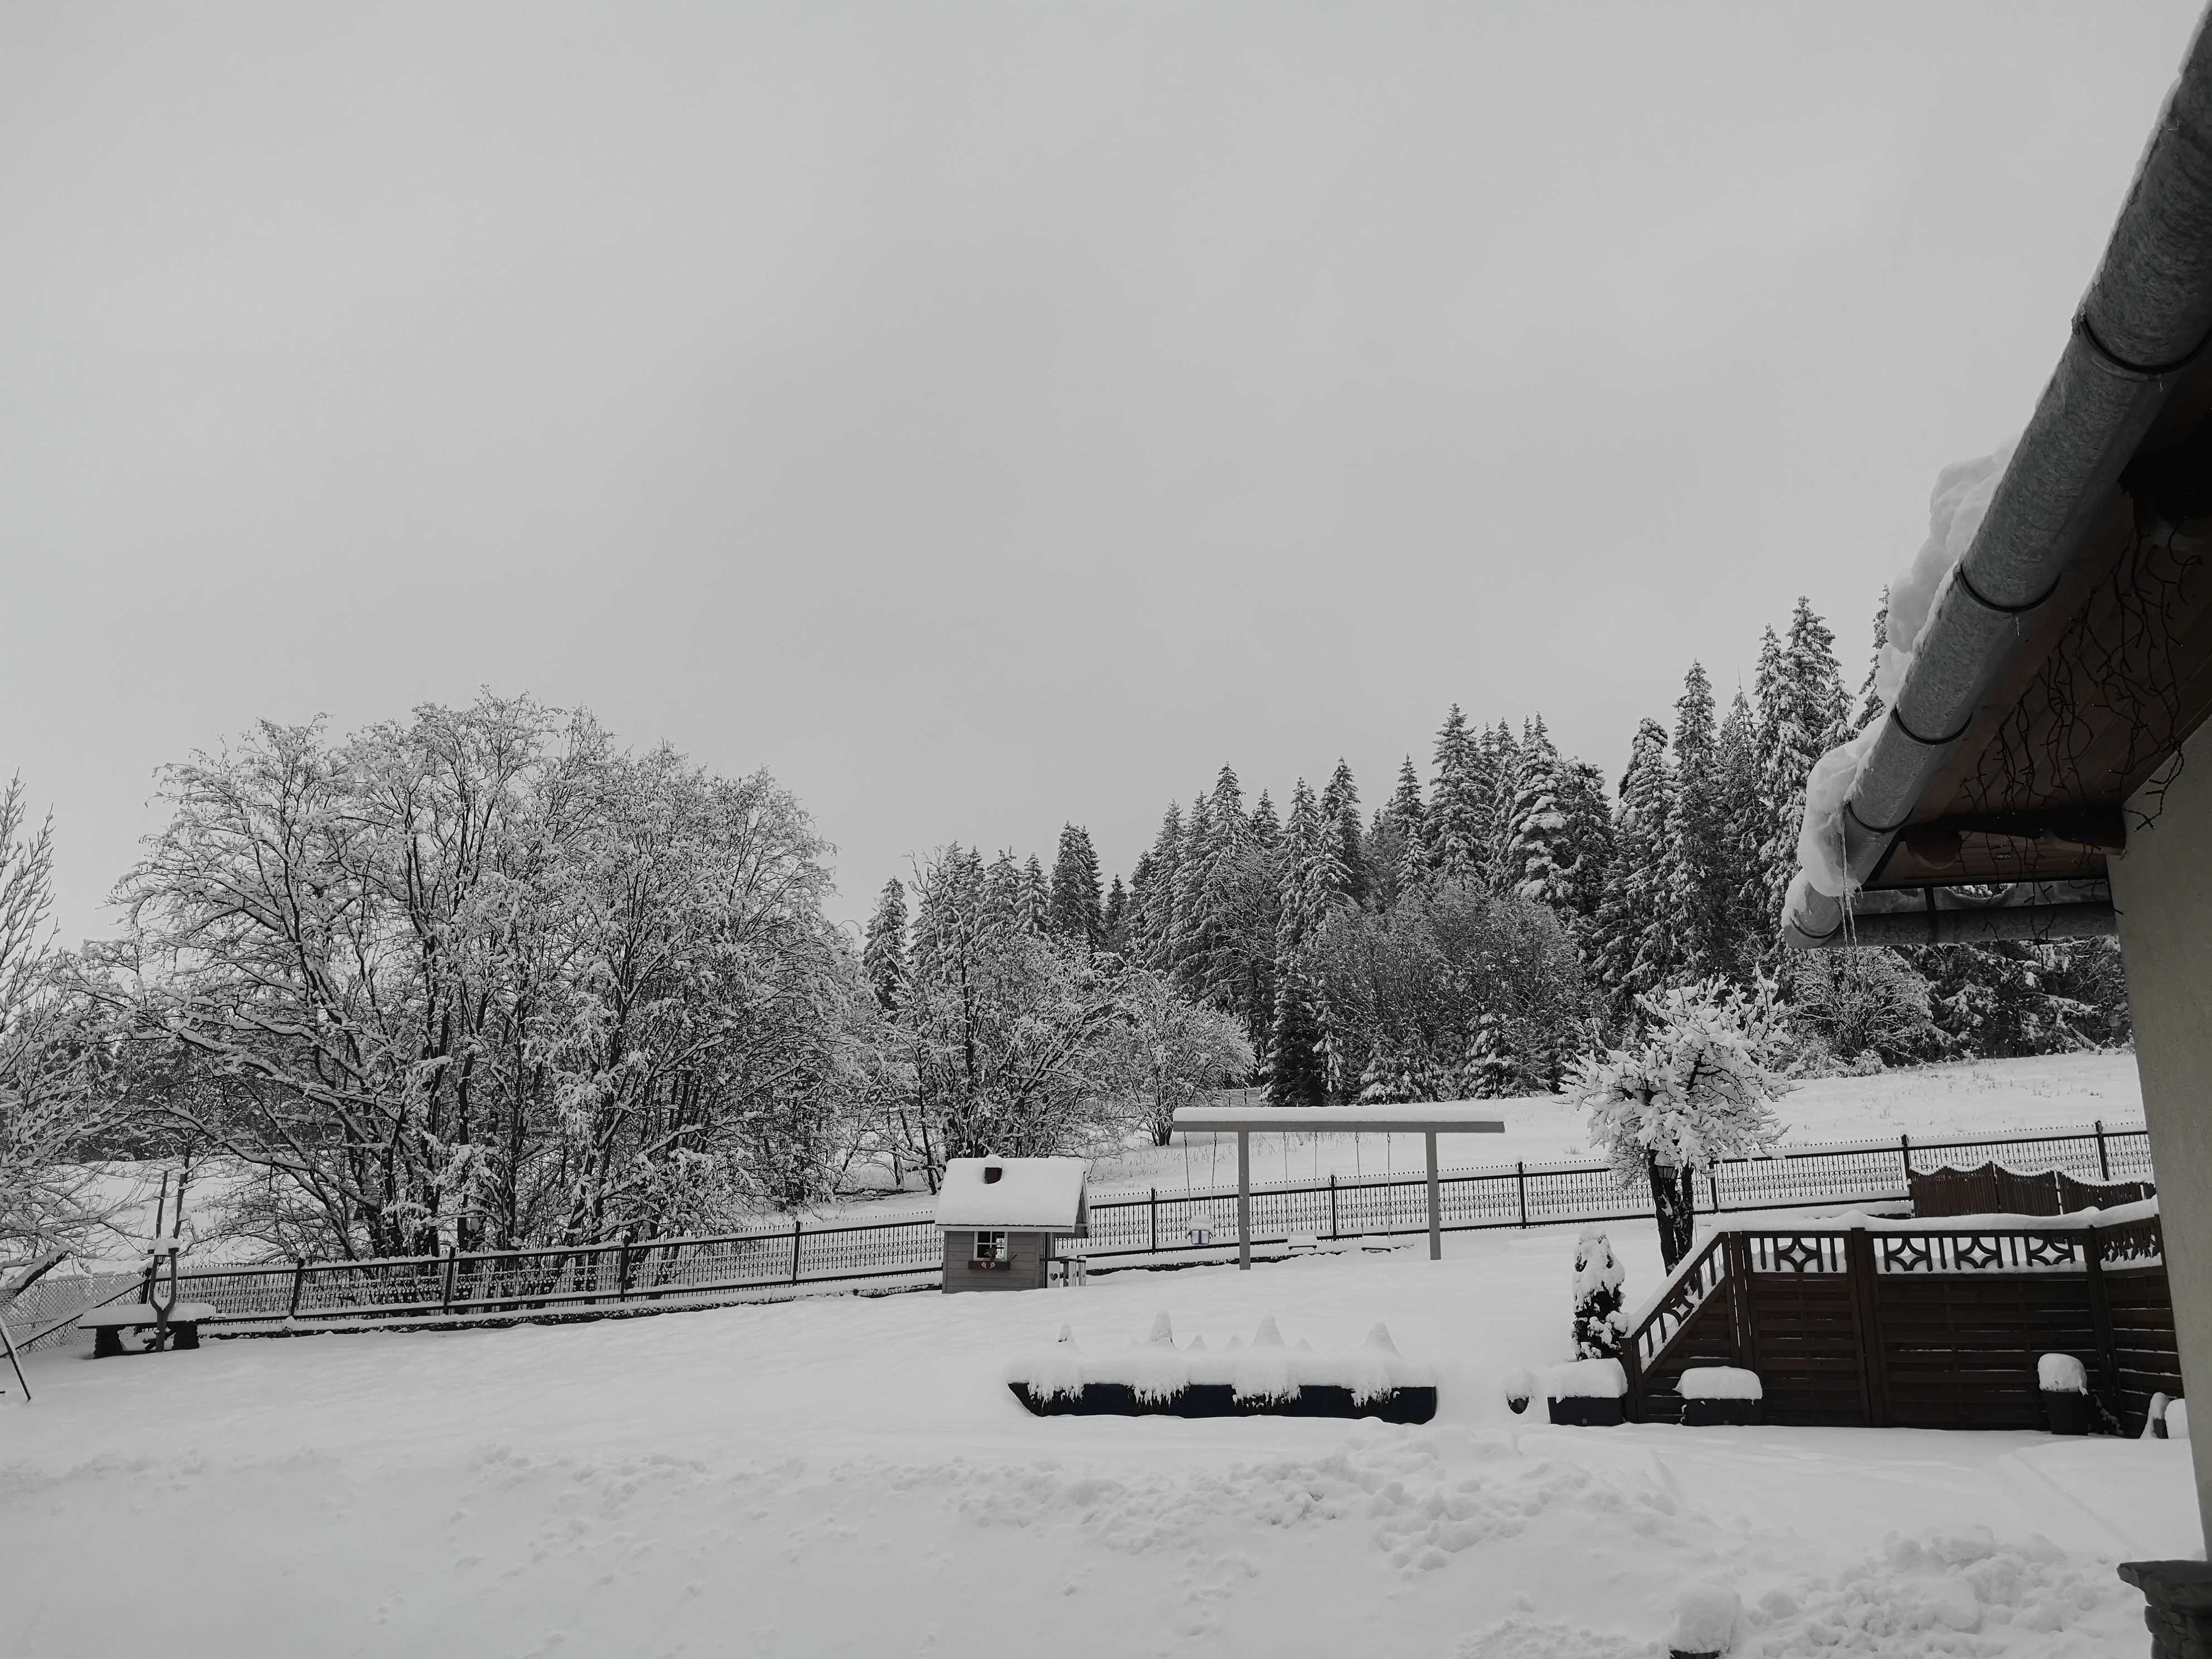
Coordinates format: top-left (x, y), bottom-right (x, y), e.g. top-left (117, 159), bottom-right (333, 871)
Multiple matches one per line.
top-left (2, 1220), bottom-right (2190, 1657)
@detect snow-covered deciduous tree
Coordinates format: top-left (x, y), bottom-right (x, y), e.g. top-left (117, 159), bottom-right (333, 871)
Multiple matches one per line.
top-left (0, 776), bottom-right (123, 1257)
top-left (1785, 947), bottom-right (1935, 1068)
top-left (1566, 978), bottom-right (1789, 1269)
top-left (1103, 969), bottom-right (1253, 1146)
top-left (1571, 1229), bottom-right (1627, 1360)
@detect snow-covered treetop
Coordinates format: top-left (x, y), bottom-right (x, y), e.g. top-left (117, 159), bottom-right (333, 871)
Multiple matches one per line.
top-left (1566, 978), bottom-right (1788, 1181)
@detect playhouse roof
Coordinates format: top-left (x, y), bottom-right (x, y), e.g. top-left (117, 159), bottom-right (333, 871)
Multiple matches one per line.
top-left (935, 1157), bottom-right (1088, 1231)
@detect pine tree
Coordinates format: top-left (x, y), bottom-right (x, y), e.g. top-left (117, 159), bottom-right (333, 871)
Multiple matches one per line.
top-left (1553, 760), bottom-right (1616, 926)
top-left (1321, 760), bottom-right (1367, 908)
top-left (1854, 586), bottom-right (1890, 735)
top-left (1248, 788), bottom-right (1280, 850)
top-left (861, 879), bottom-right (909, 1013)
top-left (1751, 599), bottom-right (1849, 955)
top-left (1592, 719), bottom-right (1677, 1007)
top-left (1665, 663), bottom-right (1731, 982)
top-left (1267, 781), bottom-right (1332, 1107)
top-left (1132, 804), bottom-right (1183, 969)
top-left (1714, 687), bottom-right (1764, 975)
top-left (1102, 874), bottom-right (1129, 954)
top-left (1428, 707), bottom-right (1483, 880)
top-left (1022, 853), bottom-right (1052, 935)
top-left (1047, 823), bottom-right (1104, 948)
top-left (1476, 721), bottom-right (1521, 888)
top-left (1502, 716), bottom-right (1571, 906)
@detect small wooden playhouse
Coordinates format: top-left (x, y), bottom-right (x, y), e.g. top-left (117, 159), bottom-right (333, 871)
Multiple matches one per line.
top-left (935, 1157), bottom-right (1088, 1292)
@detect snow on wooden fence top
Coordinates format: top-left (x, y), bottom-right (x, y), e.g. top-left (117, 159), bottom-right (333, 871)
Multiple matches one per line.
top-left (934, 1158), bottom-right (1088, 1231)
top-left (1172, 1104), bottom-right (1507, 1134)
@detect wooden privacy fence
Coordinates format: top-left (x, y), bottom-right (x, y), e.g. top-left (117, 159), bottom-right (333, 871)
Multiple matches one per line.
top-left (1623, 1206), bottom-right (2178, 1433)
top-left (1909, 1163), bottom-right (2152, 1218)
top-left (114, 1118), bottom-right (2150, 1338)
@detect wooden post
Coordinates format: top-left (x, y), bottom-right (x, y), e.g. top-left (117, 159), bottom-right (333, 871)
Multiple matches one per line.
top-left (286, 1258), bottom-right (306, 1321)
top-left (1238, 1132), bottom-right (1251, 1271)
top-left (1516, 1161), bottom-right (1527, 1228)
top-left (1425, 1132), bottom-right (1441, 1262)
top-left (1844, 1228), bottom-right (1889, 1428)
top-left (2096, 1119), bottom-right (2112, 1182)
top-left (2084, 1226), bottom-right (2122, 1405)
top-left (790, 1217), bottom-right (803, 1285)
top-left (1328, 1173), bottom-right (1339, 1242)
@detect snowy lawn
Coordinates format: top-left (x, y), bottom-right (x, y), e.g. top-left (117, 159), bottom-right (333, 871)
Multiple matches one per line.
top-left (2, 1212), bottom-right (2191, 1658)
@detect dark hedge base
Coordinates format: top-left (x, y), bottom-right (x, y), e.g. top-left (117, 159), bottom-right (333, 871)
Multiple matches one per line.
top-left (1679, 1398), bottom-right (1760, 1427)
top-left (1009, 1381), bottom-right (1438, 1423)
top-left (2042, 1390), bottom-right (2091, 1435)
top-left (1546, 1396), bottom-right (1625, 1427)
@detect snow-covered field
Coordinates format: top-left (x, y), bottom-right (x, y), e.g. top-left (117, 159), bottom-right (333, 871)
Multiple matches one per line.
top-left (845, 1050), bottom-right (2147, 1211)
top-left (3, 1206), bottom-right (2191, 1658)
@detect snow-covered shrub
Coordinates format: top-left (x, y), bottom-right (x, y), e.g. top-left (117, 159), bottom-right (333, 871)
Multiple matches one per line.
top-left (1679, 1366), bottom-right (1762, 1401)
top-left (1231, 1314), bottom-right (1300, 1403)
top-left (1502, 1367), bottom-right (1536, 1415)
top-left (1544, 1358), bottom-right (1627, 1400)
top-left (1565, 978), bottom-right (1788, 1269)
top-left (1785, 948), bottom-right (1935, 1067)
top-left (1670, 1583), bottom-right (1742, 1656)
top-left (1007, 1325), bottom-right (1085, 1401)
top-left (2037, 1353), bottom-right (2087, 1395)
top-left (1572, 1229), bottom-right (1627, 1360)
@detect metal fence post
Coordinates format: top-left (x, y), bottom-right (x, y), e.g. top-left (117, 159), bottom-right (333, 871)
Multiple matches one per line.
top-left (1515, 1162), bottom-right (1527, 1228)
top-left (1708, 1168), bottom-right (1723, 1214)
top-left (440, 1245), bottom-right (457, 1314)
top-left (2096, 1119), bottom-right (2111, 1181)
top-left (1149, 1188), bottom-right (1157, 1255)
top-left (617, 1232), bottom-right (634, 1301)
top-left (287, 1258), bottom-right (306, 1321)
top-left (790, 1217), bottom-right (804, 1285)
top-left (1328, 1173), bottom-right (1339, 1242)
top-left (1899, 1134), bottom-right (1912, 1195)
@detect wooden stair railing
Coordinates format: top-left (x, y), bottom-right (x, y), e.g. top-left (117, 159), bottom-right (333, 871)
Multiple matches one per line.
top-left (1618, 1232), bottom-right (1735, 1419)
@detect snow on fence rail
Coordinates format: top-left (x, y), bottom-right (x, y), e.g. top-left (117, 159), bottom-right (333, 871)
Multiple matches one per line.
top-left (138, 1120), bottom-right (2150, 1335)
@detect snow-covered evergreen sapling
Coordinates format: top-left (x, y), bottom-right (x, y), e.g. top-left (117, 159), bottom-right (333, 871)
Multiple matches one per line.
top-left (1572, 1229), bottom-right (1627, 1360)
top-left (1566, 978), bottom-right (1789, 1269)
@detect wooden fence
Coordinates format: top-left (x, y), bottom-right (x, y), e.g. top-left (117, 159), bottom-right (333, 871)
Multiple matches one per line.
top-left (1623, 1207), bottom-right (2178, 1433)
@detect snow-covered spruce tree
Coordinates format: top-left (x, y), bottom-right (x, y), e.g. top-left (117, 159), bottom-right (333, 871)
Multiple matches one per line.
top-left (1852, 587), bottom-right (1890, 735)
top-left (1750, 599), bottom-right (1849, 955)
top-left (1477, 720), bottom-right (1522, 889)
top-left (1428, 706), bottom-right (1484, 881)
top-left (1267, 780), bottom-right (1340, 1107)
top-left (862, 879), bottom-right (909, 1014)
top-left (1320, 760), bottom-right (1368, 909)
top-left (1550, 759), bottom-right (1616, 930)
top-left (1502, 716), bottom-right (1570, 906)
top-left (1591, 719), bottom-right (1677, 1011)
top-left (1665, 664), bottom-right (1734, 984)
top-left (1021, 854), bottom-right (1052, 935)
top-left (1047, 823), bottom-right (1104, 949)
top-left (1566, 978), bottom-right (1788, 1269)
top-left (1571, 1229), bottom-right (1627, 1360)
top-left (1131, 803), bottom-right (1183, 971)
top-left (1101, 875), bottom-right (1129, 955)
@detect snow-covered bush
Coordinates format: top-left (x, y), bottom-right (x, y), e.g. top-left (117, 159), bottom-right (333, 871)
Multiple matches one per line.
top-left (2037, 1354), bottom-right (2087, 1395)
top-left (1571, 1229), bottom-right (1627, 1360)
top-left (1565, 978), bottom-right (1788, 1269)
top-left (1785, 948), bottom-right (1936, 1067)
top-left (1502, 1367), bottom-right (1536, 1415)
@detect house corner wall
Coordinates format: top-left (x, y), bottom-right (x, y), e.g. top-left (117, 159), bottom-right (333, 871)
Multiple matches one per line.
top-left (2111, 720), bottom-right (2212, 1550)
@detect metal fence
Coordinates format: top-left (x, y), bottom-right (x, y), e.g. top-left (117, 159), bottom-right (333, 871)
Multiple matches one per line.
top-left (119, 1118), bottom-right (2149, 1337)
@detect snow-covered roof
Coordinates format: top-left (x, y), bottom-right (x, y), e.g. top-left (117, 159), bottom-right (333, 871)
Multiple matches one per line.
top-left (935, 1158), bottom-right (1088, 1231)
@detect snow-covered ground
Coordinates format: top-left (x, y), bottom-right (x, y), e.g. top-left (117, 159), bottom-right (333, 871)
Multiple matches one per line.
top-left (843, 1050), bottom-right (2147, 1211)
top-left (3, 1205), bottom-right (2190, 1657)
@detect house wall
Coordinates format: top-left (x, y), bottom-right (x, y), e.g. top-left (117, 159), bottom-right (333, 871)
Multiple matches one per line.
top-left (2112, 718), bottom-right (2212, 1548)
top-left (940, 1230), bottom-right (1052, 1293)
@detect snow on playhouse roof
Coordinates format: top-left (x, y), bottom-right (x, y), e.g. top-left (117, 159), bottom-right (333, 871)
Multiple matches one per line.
top-left (934, 1157), bottom-right (1088, 1233)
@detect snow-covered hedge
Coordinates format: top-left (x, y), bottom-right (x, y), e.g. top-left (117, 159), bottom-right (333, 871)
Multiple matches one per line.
top-left (1678, 1365), bottom-right (1762, 1401)
top-left (1006, 1312), bottom-right (1435, 1406)
top-left (1542, 1357), bottom-right (1627, 1400)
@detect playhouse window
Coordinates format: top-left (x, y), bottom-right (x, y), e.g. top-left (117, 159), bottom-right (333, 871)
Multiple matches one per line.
top-left (972, 1230), bottom-right (1008, 1262)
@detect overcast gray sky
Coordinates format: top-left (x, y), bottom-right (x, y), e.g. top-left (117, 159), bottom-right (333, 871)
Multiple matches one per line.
top-left (3, 1), bottom-right (2201, 942)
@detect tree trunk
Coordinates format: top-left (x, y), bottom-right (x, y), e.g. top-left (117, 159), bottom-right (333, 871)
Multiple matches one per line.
top-left (1648, 1156), bottom-right (1697, 1270)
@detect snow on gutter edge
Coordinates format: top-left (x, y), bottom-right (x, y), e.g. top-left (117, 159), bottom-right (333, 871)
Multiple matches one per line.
top-left (1783, 8), bottom-right (2212, 950)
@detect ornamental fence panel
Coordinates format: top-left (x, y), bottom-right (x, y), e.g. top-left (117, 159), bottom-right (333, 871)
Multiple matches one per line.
top-left (135, 1119), bottom-right (2148, 1336)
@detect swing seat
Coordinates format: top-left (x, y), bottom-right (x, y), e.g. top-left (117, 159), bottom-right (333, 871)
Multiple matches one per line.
top-left (79, 1302), bottom-right (216, 1358)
